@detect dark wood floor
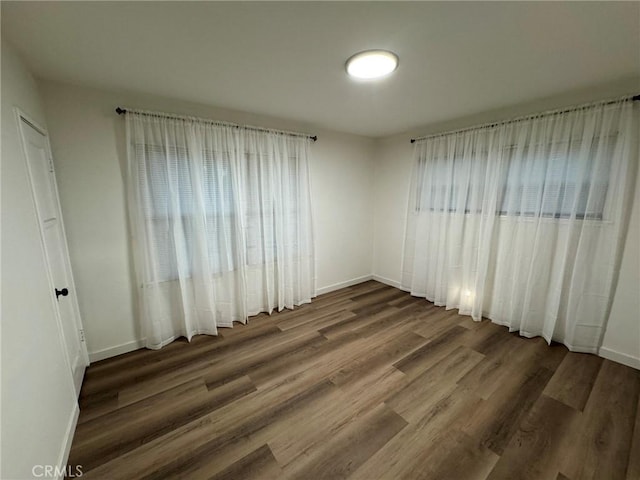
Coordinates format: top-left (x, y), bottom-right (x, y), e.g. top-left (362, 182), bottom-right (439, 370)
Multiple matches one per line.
top-left (71, 281), bottom-right (640, 479)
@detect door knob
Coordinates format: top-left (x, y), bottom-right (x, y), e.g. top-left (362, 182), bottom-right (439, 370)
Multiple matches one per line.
top-left (55, 287), bottom-right (69, 300)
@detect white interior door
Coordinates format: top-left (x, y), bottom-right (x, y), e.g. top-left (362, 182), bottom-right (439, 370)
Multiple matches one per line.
top-left (17, 111), bottom-right (89, 396)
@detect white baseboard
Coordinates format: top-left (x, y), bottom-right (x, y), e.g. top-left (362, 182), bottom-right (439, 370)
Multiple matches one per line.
top-left (89, 338), bottom-right (146, 363)
top-left (89, 275), bottom-right (401, 361)
top-left (316, 275), bottom-right (373, 296)
top-left (599, 346), bottom-right (640, 370)
top-left (370, 275), bottom-right (640, 371)
top-left (56, 403), bottom-right (79, 480)
top-left (88, 278), bottom-right (376, 361)
top-left (371, 274), bottom-right (409, 292)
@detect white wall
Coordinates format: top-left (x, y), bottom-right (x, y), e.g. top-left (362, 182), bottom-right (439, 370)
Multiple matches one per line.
top-left (601, 162), bottom-right (640, 369)
top-left (38, 80), bottom-right (375, 361)
top-left (1, 40), bottom-right (79, 479)
top-left (371, 133), bottom-right (413, 288)
top-left (372, 79), bottom-right (640, 367)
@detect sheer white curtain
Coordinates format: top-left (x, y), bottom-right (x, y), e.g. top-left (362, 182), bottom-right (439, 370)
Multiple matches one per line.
top-left (403, 99), bottom-right (637, 352)
top-left (125, 111), bottom-right (314, 349)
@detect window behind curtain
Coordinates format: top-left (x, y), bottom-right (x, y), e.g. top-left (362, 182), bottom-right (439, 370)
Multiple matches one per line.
top-left (137, 143), bottom-right (237, 281)
top-left (414, 133), bottom-right (615, 220)
top-left (136, 143), bottom-right (303, 282)
top-left (242, 152), bottom-right (303, 266)
top-left (403, 99), bottom-right (635, 353)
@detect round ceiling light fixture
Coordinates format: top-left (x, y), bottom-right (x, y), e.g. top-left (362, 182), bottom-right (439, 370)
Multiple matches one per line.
top-left (346, 50), bottom-right (398, 80)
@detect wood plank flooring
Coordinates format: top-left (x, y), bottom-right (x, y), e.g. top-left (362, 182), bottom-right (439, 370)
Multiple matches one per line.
top-left (70, 281), bottom-right (640, 479)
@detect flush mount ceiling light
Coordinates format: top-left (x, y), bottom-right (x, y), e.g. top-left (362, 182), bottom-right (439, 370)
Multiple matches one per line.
top-left (346, 50), bottom-right (398, 80)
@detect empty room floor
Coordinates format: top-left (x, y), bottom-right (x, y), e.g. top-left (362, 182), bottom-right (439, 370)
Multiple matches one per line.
top-left (70, 281), bottom-right (640, 479)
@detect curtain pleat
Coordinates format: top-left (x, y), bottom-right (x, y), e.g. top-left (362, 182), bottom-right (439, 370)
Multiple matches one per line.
top-left (403, 100), bottom-right (637, 352)
top-left (126, 113), bottom-right (315, 350)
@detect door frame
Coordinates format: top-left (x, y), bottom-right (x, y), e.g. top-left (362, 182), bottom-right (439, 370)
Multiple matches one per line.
top-left (15, 107), bottom-right (90, 393)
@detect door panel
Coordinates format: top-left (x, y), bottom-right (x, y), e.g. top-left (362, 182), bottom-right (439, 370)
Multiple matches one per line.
top-left (18, 113), bottom-right (88, 396)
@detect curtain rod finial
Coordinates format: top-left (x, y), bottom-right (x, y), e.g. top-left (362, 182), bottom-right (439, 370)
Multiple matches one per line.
top-left (116, 107), bottom-right (127, 115)
top-left (410, 138), bottom-right (416, 144)
top-left (311, 136), bottom-right (318, 142)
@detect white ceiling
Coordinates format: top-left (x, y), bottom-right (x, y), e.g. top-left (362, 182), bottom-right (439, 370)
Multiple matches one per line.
top-left (2, 1), bottom-right (639, 137)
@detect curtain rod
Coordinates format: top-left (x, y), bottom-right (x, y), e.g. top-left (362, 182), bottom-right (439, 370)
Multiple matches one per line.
top-left (409, 94), bottom-right (640, 144)
top-left (115, 107), bottom-right (317, 142)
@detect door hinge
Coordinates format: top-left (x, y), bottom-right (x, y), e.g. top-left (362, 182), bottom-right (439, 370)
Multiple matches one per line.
top-left (79, 329), bottom-right (85, 342)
